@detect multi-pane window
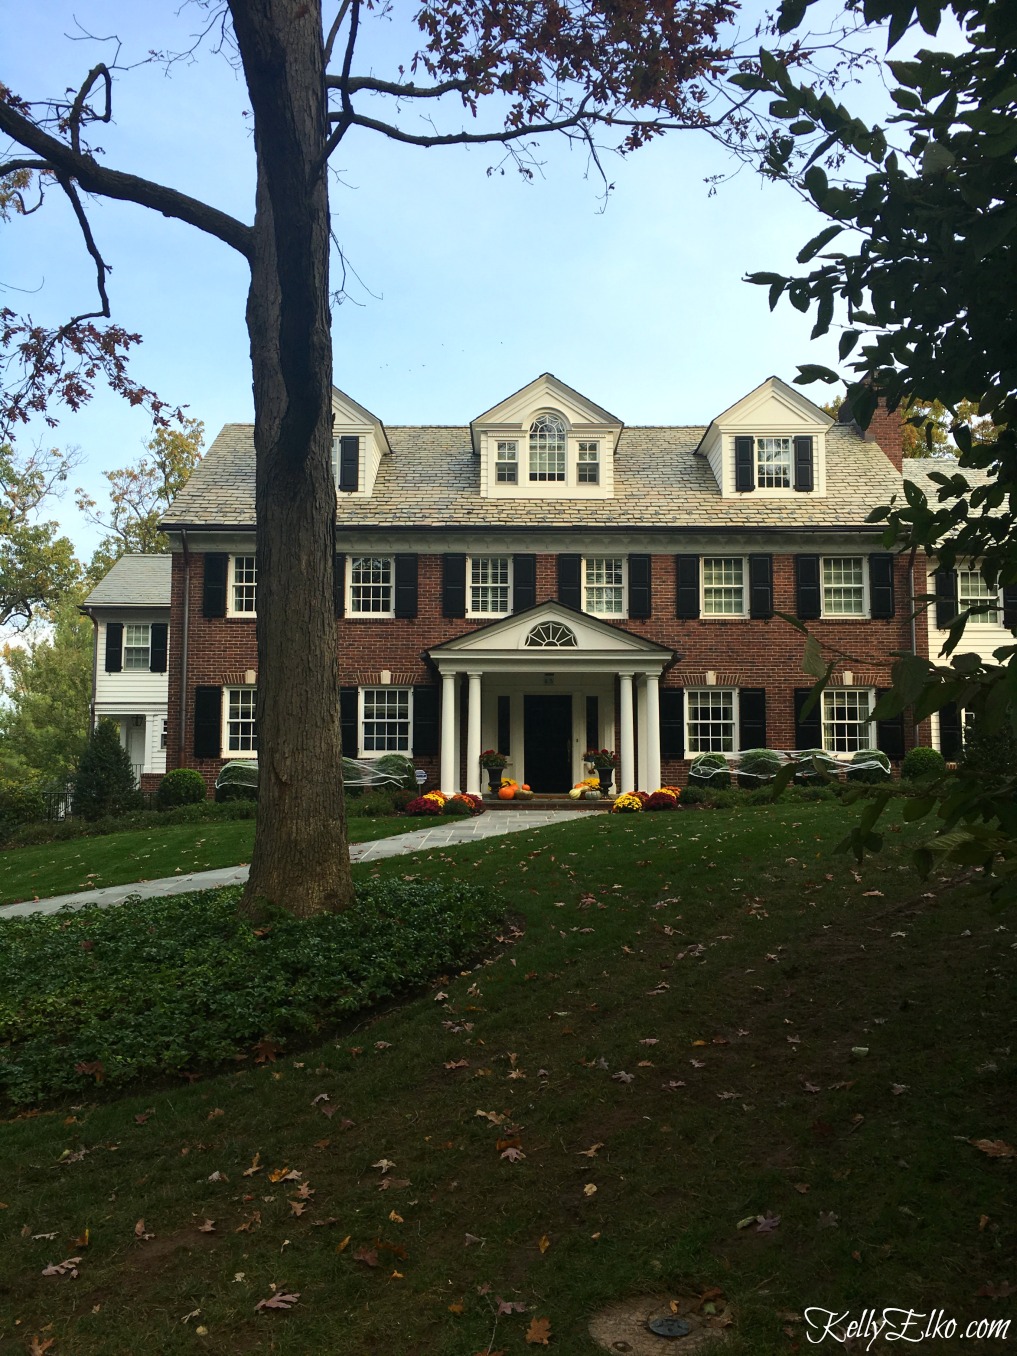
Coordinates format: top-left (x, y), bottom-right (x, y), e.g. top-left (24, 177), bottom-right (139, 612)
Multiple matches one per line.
top-left (469, 556), bottom-right (511, 615)
top-left (529, 413), bottom-right (567, 482)
top-left (958, 569), bottom-right (1000, 624)
top-left (584, 557), bottom-right (625, 614)
top-left (495, 440), bottom-right (518, 484)
top-left (349, 556), bottom-right (393, 615)
top-left (822, 557), bottom-right (866, 615)
top-left (756, 436), bottom-right (792, 489)
top-left (578, 441), bottom-right (600, 484)
top-left (231, 555), bottom-right (257, 614)
top-left (687, 689), bottom-right (736, 753)
top-left (703, 558), bottom-right (745, 615)
top-left (822, 689), bottom-right (871, 753)
top-left (226, 688), bottom-right (258, 753)
top-left (123, 624), bottom-right (151, 669)
top-left (160, 719), bottom-right (168, 750)
top-left (361, 688), bottom-right (411, 753)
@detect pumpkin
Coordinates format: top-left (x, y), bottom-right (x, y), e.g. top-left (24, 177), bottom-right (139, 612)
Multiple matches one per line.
top-left (498, 786), bottom-right (516, 800)
top-left (521, 783), bottom-right (531, 791)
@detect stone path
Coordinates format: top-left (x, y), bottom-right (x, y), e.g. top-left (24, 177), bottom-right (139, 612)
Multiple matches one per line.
top-left (2, 809), bottom-right (591, 920)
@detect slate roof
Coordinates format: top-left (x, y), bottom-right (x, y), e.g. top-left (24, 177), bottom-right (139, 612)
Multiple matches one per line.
top-left (163, 422), bottom-right (905, 532)
top-left (82, 554), bottom-right (171, 608)
top-left (902, 455), bottom-right (995, 498)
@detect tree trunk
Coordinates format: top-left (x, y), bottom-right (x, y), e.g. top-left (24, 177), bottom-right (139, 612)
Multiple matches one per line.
top-left (230, 0), bottom-right (353, 917)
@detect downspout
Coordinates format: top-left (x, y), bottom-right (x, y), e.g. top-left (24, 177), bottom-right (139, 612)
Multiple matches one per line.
top-left (908, 546), bottom-right (918, 751)
top-left (179, 529), bottom-right (191, 764)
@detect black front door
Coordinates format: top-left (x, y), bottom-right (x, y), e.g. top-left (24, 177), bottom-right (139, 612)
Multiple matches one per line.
top-left (523, 695), bottom-right (573, 792)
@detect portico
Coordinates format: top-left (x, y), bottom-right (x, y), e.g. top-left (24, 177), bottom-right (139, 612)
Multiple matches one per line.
top-left (428, 602), bottom-right (675, 795)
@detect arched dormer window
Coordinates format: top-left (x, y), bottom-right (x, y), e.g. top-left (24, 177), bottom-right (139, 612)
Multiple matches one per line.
top-left (525, 621), bottom-right (577, 647)
top-left (529, 412), bottom-right (567, 482)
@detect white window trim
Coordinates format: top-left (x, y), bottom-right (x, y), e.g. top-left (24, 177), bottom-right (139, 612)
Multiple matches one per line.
top-left (820, 555), bottom-right (870, 619)
top-left (729, 431), bottom-right (823, 498)
top-left (222, 685), bottom-right (258, 759)
top-left (123, 622), bottom-right (152, 671)
top-left (226, 553), bottom-right (258, 618)
top-left (685, 687), bottom-right (740, 757)
top-left (358, 686), bottom-right (413, 757)
top-left (956, 568), bottom-right (1003, 625)
top-left (582, 555), bottom-right (628, 618)
top-left (346, 555), bottom-right (396, 619)
top-left (701, 556), bottom-right (749, 618)
top-left (577, 440), bottom-right (601, 486)
top-left (820, 687), bottom-right (876, 756)
top-left (466, 555), bottom-right (513, 618)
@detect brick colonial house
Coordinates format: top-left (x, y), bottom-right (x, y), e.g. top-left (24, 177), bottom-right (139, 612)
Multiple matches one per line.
top-left (146, 371), bottom-right (945, 797)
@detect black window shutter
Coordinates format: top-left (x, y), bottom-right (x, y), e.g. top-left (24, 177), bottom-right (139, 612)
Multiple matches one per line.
top-left (193, 686), bottom-right (222, 759)
top-left (202, 553), bottom-right (228, 618)
top-left (938, 701), bottom-right (963, 760)
top-left (339, 686), bottom-right (358, 757)
top-left (739, 688), bottom-right (767, 750)
top-left (412, 684), bottom-right (439, 756)
top-left (558, 554), bottom-right (582, 610)
top-left (734, 436), bottom-right (755, 492)
top-left (794, 688), bottom-right (822, 748)
top-left (875, 687), bottom-right (905, 760)
top-left (934, 569), bottom-right (958, 628)
top-left (334, 553), bottom-right (346, 618)
top-left (1003, 584), bottom-right (1017, 631)
top-left (149, 622), bottom-right (168, 673)
top-left (394, 554), bottom-right (418, 619)
top-left (442, 554), bottom-right (467, 618)
top-left (104, 622), bottom-right (123, 673)
top-left (513, 554), bottom-right (536, 612)
top-left (338, 435), bottom-right (360, 493)
top-left (628, 554), bottom-right (652, 619)
top-left (793, 435), bottom-right (814, 492)
top-left (497, 695), bottom-right (511, 756)
top-left (675, 555), bottom-right (700, 619)
top-left (659, 688), bottom-right (685, 759)
top-left (748, 555), bottom-right (774, 619)
top-left (795, 554), bottom-right (822, 620)
top-left (869, 553), bottom-right (896, 619)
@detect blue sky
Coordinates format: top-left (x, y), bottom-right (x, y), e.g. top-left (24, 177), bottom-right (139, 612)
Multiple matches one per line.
top-left (3, 1), bottom-right (909, 559)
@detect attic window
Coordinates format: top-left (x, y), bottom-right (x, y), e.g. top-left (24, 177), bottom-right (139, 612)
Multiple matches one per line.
top-left (525, 621), bottom-right (577, 648)
top-left (529, 413), bottom-right (567, 482)
top-left (757, 437), bottom-right (791, 488)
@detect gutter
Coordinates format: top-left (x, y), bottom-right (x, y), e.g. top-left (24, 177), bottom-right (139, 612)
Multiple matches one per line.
top-left (164, 521), bottom-right (890, 537)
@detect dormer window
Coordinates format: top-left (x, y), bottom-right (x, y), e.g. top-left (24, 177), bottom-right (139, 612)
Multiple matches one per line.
top-left (734, 433), bottom-right (815, 493)
top-left (495, 440), bottom-right (518, 484)
top-left (756, 437), bottom-right (792, 489)
top-left (529, 413), bottom-right (567, 482)
top-left (578, 441), bottom-right (600, 484)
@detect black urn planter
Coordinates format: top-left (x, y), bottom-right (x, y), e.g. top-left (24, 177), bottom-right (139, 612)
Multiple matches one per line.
top-left (597, 767), bottom-right (614, 794)
top-left (486, 768), bottom-right (504, 794)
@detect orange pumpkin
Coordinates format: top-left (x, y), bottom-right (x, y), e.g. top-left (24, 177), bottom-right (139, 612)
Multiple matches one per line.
top-left (521, 784), bottom-right (531, 791)
top-left (498, 786), bottom-right (516, 800)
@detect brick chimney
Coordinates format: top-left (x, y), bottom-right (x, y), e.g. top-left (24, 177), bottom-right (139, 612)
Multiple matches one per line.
top-left (838, 391), bottom-right (905, 473)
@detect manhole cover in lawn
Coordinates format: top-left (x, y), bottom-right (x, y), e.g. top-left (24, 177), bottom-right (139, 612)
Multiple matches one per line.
top-left (589, 1293), bottom-right (733, 1355)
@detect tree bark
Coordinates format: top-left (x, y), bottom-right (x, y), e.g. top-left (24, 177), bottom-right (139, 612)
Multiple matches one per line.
top-left (230, 0), bottom-right (352, 917)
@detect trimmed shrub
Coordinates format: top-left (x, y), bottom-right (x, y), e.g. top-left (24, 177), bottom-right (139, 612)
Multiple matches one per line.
top-left (157, 768), bottom-right (207, 808)
top-left (71, 720), bottom-right (141, 821)
top-left (847, 749), bottom-right (892, 784)
top-left (689, 753), bottom-right (730, 789)
top-left (960, 718), bottom-right (1017, 783)
top-left (679, 784), bottom-right (708, 806)
top-left (391, 788), bottom-right (416, 811)
top-left (215, 760), bottom-right (259, 803)
top-left (737, 748), bottom-right (782, 788)
top-left (0, 779), bottom-right (47, 839)
top-left (901, 746), bottom-right (947, 781)
top-left (373, 753), bottom-right (417, 791)
top-left (347, 789), bottom-right (398, 818)
top-left (795, 748), bottom-right (838, 783)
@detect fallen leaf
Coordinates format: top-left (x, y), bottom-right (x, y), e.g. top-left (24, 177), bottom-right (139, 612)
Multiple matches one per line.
top-left (496, 1297), bottom-right (527, 1314)
top-left (817, 1211), bottom-right (839, 1229)
top-left (583, 1183), bottom-right (597, 1197)
top-left (578, 1143), bottom-right (603, 1157)
top-left (378, 1176), bottom-right (410, 1190)
top-left (449, 1298), bottom-right (465, 1313)
top-left (353, 1247), bottom-right (379, 1267)
top-left (253, 1038), bottom-right (283, 1064)
top-left (242, 1153), bottom-right (263, 1177)
top-left (793, 1183), bottom-right (811, 1195)
top-left (254, 1290), bottom-right (300, 1311)
top-left (289, 1199), bottom-right (308, 1216)
top-left (612, 1070), bottom-right (634, 1084)
top-left (207, 1170), bottom-right (227, 1182)
top-left (500, 1147), bottom-right (525, 1162)
top-left (526, 1315), bottom-right (552, 1345)
top-left (197, 1219), bottom-right (216, 1233)
top-left (756, 1213), bottom-right (781, 1233)
top-left (388, 1210), bottom-right (403, 1223)
top-left (207, 1107), bottom-right (224, 1119)
top-left (235, 1211), bottom-right (262, 1233)
top-left (28, 1338), bottom-right (56, 1355)
top-left (134, 1219), bottom-right (154, 1241)
top-left (538, 1234), bottom-right (550, 1254)
top-left (970, 1139), bottom-right (1016, 1159)
top-left (42, 1256), bottom-right (82, 1277)
top-left (372, 1158), bottom-right (397, 1172)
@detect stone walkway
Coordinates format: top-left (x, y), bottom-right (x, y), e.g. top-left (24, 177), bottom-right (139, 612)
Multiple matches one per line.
top-left (2, 809), bottom-right (591, 920)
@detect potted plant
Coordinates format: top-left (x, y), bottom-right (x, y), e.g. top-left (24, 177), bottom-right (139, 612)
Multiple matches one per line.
top-left (583, 748), bottom-right (619, 794)
top-left (479, 749), bottom-right (509, 793)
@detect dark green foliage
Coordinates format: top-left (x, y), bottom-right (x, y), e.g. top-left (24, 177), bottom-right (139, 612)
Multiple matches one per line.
top-left (847, 749), bottom-right (892, 784)
top-left (372, 753), bottom-right (417, 790)
top-left (960, 718), bottom-right (1017, 785)
top-left (679, 784), bottom-right (708, 805)
top-left (737, 748), bottom-right (782, 788)
top-left (0, 779), bottom-right (46, 839)
top-left (902, 746), bottom-right (947, 781)
top-left (3, 796), bottom-right (256, 849)
top-left (795, 748), bottom-right (838, 783)
top-left (214, 759), bottom-right (258, 803)
top-left (71, 719), bottom-right (141, 821)
top-left (347, 789), bottom-right (399, 818)
top-left (156, 768), bottom-right (207, 808)
top-left (689, 752), bottom-right (731, 789)
top-left (0, 879), bottom-right (496, 1105)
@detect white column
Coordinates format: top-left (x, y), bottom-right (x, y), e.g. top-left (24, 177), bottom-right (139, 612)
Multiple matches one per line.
top-left (644, 671), bottom-right (661, 791)
top-left (636, 678), bottom-right (649, 791)
top-left (619, 671), bottom-right (635, 794)
top-left (440, 670), bottom-right (458, 793)
top-left (466, 671), bottom-right (483, 796)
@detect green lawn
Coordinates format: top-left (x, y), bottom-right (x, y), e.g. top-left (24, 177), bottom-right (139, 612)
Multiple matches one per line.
top-left (0, 815), bottom-right (420, 906)
top-left (0, 803), bottom-right (1013, 1355)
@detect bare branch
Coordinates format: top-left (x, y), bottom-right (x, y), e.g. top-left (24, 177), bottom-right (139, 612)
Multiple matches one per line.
top-left (330, 74), bottom-right (475, 100)
top-left (54, 171), bottom-right (111, 323)
top-left (323, 0), bottom-right (352, 67)
top-left (66, 63), bottom-right (112, 156)
top-left (338, 97), bottom-right (596, 151)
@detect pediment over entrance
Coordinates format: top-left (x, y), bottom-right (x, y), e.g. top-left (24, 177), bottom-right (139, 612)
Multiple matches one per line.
top-left (428, 601), bottom-right (674, 673)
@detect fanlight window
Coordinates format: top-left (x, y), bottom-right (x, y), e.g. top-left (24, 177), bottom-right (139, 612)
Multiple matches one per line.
top-left (525, 621), bottom-right (577, 648)
top-left (529, 412), bottom-right (567, 482)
